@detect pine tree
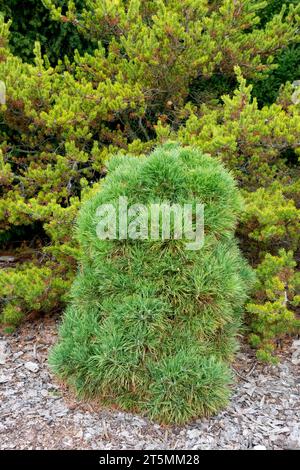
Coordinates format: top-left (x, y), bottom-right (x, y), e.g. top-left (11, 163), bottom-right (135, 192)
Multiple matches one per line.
top-left (49, 144), bottom-right (254, 424)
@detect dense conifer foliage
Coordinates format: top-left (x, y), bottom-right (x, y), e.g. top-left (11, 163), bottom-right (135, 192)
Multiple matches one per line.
top-left (0, 1), bottom-right (299, 361)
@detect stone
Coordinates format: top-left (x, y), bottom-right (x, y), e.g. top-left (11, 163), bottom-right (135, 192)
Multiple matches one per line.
top-left (24, 361), bottom-right (39, 373)
top-left (75, 430), bottom-right (84, 439)
top-left (0, 340), bottom-right (7, 351)
top-left (62, 437), bottom-right (73, 447)
top-left (0, 341), bottom-right (7, 365)
top-left (13, 352), bottom-right (24, 360)
top-left (292, 339), bottom-right (300, 348)
top-left (0, 256), bottom-right (14, 263)
top-left (1, 313), bottom-right (299, 451)
top-left (0, 424), bottom-right (6, 433)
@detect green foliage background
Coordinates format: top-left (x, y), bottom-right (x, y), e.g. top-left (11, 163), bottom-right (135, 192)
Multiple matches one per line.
top-left (0, 0), bottom-right (300, 362)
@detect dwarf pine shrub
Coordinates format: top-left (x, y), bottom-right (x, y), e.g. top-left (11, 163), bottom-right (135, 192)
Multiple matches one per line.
top-left (50, 144), bottom-right (254, 424)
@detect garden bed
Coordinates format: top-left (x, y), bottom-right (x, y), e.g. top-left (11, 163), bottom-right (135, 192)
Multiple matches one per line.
top-left (1, 315), bottom-right (299, 450)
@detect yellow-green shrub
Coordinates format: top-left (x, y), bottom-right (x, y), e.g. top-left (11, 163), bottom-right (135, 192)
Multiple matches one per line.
top-left (0, 2), bottom-right (300, 360)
